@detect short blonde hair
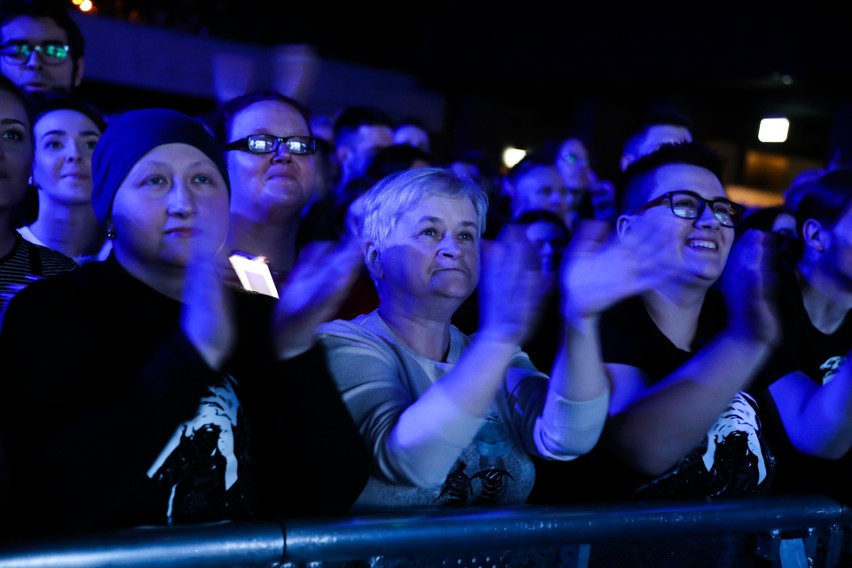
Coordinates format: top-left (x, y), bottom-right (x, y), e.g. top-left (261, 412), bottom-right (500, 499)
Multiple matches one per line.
top-left (361, 167), bottom-right (488, 251)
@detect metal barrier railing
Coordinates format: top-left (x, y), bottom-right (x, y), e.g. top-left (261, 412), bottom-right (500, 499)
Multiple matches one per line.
top-left (0, 495), bottom-right (848, 567)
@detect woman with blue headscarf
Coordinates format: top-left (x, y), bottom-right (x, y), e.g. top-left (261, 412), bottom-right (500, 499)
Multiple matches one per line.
top-left (0, 108), bottom-right (368, 536)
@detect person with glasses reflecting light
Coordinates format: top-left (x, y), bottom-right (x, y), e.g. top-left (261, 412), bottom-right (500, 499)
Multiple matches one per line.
top-left (0, 0), bottom-right (84, 95)
top-left (554, 136), bottom-right (617, 225)
top-left (213, 90), bottom-right (319, 285)
top-left (532, 142), bottom-right (780, 513)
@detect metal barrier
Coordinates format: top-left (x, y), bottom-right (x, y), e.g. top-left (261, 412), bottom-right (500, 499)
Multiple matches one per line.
top-left (0, 495), bottom-right (848, 567)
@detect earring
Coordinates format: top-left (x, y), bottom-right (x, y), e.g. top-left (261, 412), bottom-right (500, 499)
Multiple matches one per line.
top-left (28, 175), bottom-right (34, 187)
top-left (106, 226), bottom-right (116, 240)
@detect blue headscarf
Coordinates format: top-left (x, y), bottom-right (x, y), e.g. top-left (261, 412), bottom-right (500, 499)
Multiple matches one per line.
top-left (91, 108), bottom-right (229, 230)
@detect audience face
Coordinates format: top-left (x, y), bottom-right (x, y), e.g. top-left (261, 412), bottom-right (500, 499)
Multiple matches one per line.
top-left (772, 211), bottom-right (797, 236)
top-left (225, 99), bottom-right (316, 220)
top-left (309, 113), bottom-right (334, 144)
top-left (513, 164), bottom-right (576, 221)
top-left (0, 87), bottom-right (32, 209)
top-left (556, 137), bottom-right (593, 189)
top-left (110, 143), bottom-right (229, 273)
top-left (377, 195), bottom-right (480, 302)
top-left (638, 125), bottom-right (692, 155)
top-left (449, 161), bottom-right (481, 184)
top-left (819, 204), bottom-right (852, 281)
top-left (31, 109), bottom-right (101, 205)
top-left (338, 124), bottom-right (393, 183)
top-left (394, 124), bottom-right (430, 152)
top-left (622, 125), bottom-right (693, 170)
top-left (523, 219), bottom-right (569, 273)
top-left (0, 16), bottom-right (81, 93)
top-left (620, 164), bottom-right (733, 284)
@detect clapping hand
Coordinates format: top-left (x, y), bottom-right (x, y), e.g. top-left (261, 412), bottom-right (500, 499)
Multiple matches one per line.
top-left (477, 225), bottom-right (550, 345)
top-left (181, 243), bottom-right (236, 370)
top-left (721, 229), bottom-right (780, 347)
top-left (273, 238), bottom-right (364, 359)
top-left (560, 219), bottom-right (683, 324)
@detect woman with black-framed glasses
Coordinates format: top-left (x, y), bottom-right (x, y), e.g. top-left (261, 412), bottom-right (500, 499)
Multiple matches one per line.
top-left (531, 141), bottom-right (782, 563)
top-left (212, 90), bottom-right (320, 287)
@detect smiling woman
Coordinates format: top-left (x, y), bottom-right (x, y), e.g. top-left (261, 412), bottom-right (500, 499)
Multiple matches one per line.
top-left (0, 75), bottom-right (77, 315)
top-left (17, 94), bottom-right (110, 263)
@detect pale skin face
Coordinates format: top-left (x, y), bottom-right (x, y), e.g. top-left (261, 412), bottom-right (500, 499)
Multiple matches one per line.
top-left (618, 164), bottom-right (734, 286)
top-left (0, 89), bottom-right (32, 210)
top-left (370, 195), bottom-right (480, 310)
top-left (512, 164), bottom-right (577, 221)
top-left (0, 16), bottom-right (83, 93)
top-left (32, 109), bottom-right (101, 205)
top-left (110, 143), bottom-right (230, 280)
top-left (225, 100), bottom-right (316, 222)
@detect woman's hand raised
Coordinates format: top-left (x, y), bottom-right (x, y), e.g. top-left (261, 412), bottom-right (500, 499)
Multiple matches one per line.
top-left (477, 225), bottom-right (550, 346)
top-left (273, 238), bottom-right (364, 359)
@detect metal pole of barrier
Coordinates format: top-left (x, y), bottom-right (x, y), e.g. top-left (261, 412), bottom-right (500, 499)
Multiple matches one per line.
top-left (0, 496), bottom-right (846, 567)
top-left (0, 521), bottom-right (285, 568)
top-left (283, 496), bottom-right (848, 563)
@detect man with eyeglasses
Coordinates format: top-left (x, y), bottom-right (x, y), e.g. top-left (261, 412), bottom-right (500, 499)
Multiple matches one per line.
top-left (0, 0), bottom-right (84, 94)
top-left (531, 140), bottom-right (781, 564)
top-left (213, 90), bottom-right (319, 283)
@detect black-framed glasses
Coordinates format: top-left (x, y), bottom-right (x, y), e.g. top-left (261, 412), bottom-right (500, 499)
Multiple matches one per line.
top-left (223, 134), bottom-right (317, 155)
top-left (0, 41), bottom-right (70, 66)
top-left (634, 190), bottom-right (745, 228)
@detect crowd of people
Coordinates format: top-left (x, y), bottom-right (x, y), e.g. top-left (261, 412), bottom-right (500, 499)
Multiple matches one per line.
top-left (0, 1), bottom-right (849, 566)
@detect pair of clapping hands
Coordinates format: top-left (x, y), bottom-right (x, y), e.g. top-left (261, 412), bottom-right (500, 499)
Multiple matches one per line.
top-left (477, 220), bottom-right (780, 349)
top-left (182, 239), bottom-right (364, 370)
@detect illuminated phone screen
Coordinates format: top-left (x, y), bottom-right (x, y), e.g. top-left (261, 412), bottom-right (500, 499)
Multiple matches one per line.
top-left (228, 253), bottom-right (279, 298)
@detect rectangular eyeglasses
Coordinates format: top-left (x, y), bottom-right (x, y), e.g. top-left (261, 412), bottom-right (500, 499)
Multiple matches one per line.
top-left (634, 190), bottom-right (745, 228)
top-left (223, 134), bottom-right (317, 155)
top-left (0, 41), bottom-right (70, 65)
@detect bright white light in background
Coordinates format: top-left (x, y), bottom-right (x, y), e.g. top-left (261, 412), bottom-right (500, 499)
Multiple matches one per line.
top-left (80, 0), bottom-right (93, 11)
top-left (758, 118), bottom-right (789, 143)
top-left (502, 147), bottom-right (526, 169)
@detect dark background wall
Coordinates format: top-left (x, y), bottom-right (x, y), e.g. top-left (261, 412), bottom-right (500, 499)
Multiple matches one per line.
top-left (70, 0), bottom-right (852, 201)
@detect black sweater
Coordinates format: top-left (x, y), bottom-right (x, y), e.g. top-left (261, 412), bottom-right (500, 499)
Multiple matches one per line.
top-left (0, 255), bottom-right (369, 537)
